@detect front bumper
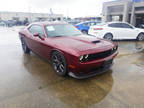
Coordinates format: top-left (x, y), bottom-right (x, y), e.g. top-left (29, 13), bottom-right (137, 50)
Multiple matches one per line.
top-left (68, 62), bottom-right (113, 79)
top-left (68, 51), bottom-right (118, 79)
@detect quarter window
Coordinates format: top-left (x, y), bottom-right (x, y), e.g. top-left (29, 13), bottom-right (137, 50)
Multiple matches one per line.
top-left (121, 23), bottom-right (133, 29)
top-left (108, 23), bottom-right (133, 29)
top-left (29, 25), bottom-right (45, 37)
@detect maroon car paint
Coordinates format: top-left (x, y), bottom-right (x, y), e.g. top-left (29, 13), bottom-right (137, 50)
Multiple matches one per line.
top-left (19, 22), bottom-right (118, 79)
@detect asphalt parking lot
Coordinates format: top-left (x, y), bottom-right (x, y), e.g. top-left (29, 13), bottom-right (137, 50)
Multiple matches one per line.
top-left (0, 27), bottom-right (144, 108)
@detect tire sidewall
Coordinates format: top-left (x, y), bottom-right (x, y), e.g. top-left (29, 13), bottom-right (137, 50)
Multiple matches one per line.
top-left (137, 33), bottom-right (144, 41)
top-left (104, 33), bottom-right (113, 40)
top-left (51, 51), bottom-right (68, 76)
top-left (21, 38), bottom-right (30, 53)
top-left (82, 30), bottom-right (88, 34)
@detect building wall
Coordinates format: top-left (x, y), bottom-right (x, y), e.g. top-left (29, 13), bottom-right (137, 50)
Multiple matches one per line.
top-left (103, 0), bottom-right (144, 26)
top-left (74, 16), bottom-right (102, 22)
top-left (102, 0), bottom-right (132, 23)
top-left (0, 12), bottom-right (63, 22)
top-left (130, 1), bottom-right (144, 25)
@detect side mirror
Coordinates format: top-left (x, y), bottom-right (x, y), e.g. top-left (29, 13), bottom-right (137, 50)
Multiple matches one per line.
top-left (33, 33), bottom-right (40, 37)
top-left (33, 33), bottom-right (45, 40)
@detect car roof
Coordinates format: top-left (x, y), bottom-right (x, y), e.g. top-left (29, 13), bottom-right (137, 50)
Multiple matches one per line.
top-left (107, 21), bottom-right (129, 24)
top-left (30, 21), bottom-right (68, 26)
top-left (76, 21), bottom-right (100, 25)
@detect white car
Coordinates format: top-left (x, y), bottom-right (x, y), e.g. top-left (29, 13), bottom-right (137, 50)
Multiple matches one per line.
top-left (88, 22), bottom-right (144, 41)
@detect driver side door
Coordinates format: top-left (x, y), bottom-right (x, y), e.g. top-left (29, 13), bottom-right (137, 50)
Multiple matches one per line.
top-left (28, 25), bottom-right (46, 56)
top-left (120, 23), bottom-right (138, 39)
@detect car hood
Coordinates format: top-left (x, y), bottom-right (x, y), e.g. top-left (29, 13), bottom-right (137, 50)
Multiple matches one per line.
top-left (49, 35), bottom-right (115, 55)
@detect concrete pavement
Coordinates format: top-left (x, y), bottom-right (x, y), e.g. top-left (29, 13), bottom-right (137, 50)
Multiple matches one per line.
top-left (0, 27), bottom-right (144, 108)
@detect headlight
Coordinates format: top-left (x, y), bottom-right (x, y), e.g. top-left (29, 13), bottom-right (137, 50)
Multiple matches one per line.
top-left (113, 46), bottom-right (118, 50)
top-left (85, 54), bottom-right (89, 59)
top-left (114, 46), bottom-right (117, 50)
top-left (79, 56), bottom-right (84, 61)
top-left (79, 54), bottom-right (89, 62)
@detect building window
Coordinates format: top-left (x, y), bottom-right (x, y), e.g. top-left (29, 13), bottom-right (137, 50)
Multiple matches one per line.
top-left (133, 0), bottom-right (144, 3)
top-left (135, 7), bottom-right (144, 11)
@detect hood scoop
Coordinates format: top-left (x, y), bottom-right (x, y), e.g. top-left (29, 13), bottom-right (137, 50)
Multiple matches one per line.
top-left (91, 40), bottom-right (100, 44)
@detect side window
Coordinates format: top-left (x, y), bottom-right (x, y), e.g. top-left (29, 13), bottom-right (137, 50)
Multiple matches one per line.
top-left (29, 26), bottom-right (35, 34)
top-left (29, 25), bottom-right (45, 37)
top-left (108, 23), bottom-right (122, 28)
top-left (121, 23), bottom-right (133, 29)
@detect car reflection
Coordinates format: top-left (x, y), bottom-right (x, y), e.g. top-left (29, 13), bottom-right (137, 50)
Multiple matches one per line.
top-left (135, 42), bottom-right (144, 52)
top-left (115, 41), bottom-right (144, 53)
top-left (23, 53), bottom-right (114, 108)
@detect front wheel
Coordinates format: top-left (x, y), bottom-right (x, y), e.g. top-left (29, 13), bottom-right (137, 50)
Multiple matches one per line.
top-left (104, 33), bottom-right (113, 41)
top-left (21, 38), bottom-right (30, 54)
top-left (51, 51), bottom-right (68, 76)
top-left (137, 33), bottom-right (144, 41)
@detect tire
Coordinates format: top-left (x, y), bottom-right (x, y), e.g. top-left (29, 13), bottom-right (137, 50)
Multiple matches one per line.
top-left (81, 30), bottom-right (88, 34)
top-left (104, 33), bottom-right (113, 41)
top-left (51, 51), bottom-right (68, 76)
top-left (21, 38), bottom-right (30, 54)
top-left (137, 33), bottom-right (144, 41)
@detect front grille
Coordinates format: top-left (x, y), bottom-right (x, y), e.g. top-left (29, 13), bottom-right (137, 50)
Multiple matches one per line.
top-left (86, 46), bottom-right (117, 62)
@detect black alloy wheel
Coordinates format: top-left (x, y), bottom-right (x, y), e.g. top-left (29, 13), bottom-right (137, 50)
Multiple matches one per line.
top-left (51, 51), bottom-right (68, 76)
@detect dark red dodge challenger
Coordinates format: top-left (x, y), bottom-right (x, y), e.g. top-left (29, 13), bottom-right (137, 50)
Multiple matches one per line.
top-left (19, 22), bottom-right (118, 79)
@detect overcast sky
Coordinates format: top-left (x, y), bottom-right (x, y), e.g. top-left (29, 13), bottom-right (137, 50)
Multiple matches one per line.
top-left (0, 0), bottom-right (111, 18)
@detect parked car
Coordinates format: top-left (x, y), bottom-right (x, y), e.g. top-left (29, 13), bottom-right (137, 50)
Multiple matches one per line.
top-left (5, 20), bottom-right (17, 27)
top-left (75, 21), bottom-right (101, 34)
top-left (136, 24), bottom-right (144, 29)
top-left (88, 22), bottom-right (144, 41)
top-left (19, 22), bottom-right (118, 79)
top-left (67, 21), bottom-right (80, 25)
top-left (0, 20), bottom-right (6, 26)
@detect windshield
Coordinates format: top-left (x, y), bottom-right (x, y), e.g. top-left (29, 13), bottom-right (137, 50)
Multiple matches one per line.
top-left (45, 24), bottom-right (82, 37)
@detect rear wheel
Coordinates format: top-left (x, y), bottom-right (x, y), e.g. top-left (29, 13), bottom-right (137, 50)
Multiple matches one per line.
top-left (104, 33), bottom-right (113, 41)
top-left (81, 30), bottom-right (88, 34)
top-left (51, 51), bottom-right (68, 76)
top-left (21, 38), bottom-right (30, 54)
top-left (137, 33), bottom-right (144, 41)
